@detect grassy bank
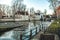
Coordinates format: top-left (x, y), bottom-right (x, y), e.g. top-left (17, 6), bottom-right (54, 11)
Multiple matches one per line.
top-left (46, 19), bottom-right (60, 33)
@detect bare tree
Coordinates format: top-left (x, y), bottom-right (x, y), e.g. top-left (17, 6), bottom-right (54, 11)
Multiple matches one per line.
top-left (48, 0), bottom-right (58, 19)
top-left (12, 0), bottom-right (18, 20)
top-left (11, 0), bottom-right (26, 21)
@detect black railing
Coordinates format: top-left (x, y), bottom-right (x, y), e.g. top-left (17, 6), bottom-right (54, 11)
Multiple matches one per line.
top-left (20, 27), bottom-right (41, 40)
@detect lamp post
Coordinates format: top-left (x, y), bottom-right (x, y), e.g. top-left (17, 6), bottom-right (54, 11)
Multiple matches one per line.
top-left (28, 9), bottom-right (31, 30)
top-left (41, 15), bottom-right (43, 31)
top-left (41, 13), bottom-right (45, 32)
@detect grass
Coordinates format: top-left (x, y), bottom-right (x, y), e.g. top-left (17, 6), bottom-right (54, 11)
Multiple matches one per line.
top-left (46, 19), bottom-right (60, 33)
top-left (0, 26), bottom-right (10, 31)
top-left (0, 26), bottom-right (9, 28)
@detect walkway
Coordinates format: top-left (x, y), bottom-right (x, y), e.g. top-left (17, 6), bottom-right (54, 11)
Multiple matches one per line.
top-left (31, 32), bottom-right (59, 40)
top-left (31, 20), bottom-right (54, 40)
top-left (31, 31), bottom-right (44, 40)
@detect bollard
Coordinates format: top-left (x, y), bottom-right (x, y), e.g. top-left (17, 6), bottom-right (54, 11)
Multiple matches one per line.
top-left (39, 25), bottom-right (41, 31)
top-left (36, 27), bottom-right (37, 34)
top-left (29, 30), bottom-right (32, 39)
top-left (42, 24), bottom-right (43, 30)
top-left (39, 27), bottom-right (41, 32)
top-left (20, 34), bottom-right (22, 40)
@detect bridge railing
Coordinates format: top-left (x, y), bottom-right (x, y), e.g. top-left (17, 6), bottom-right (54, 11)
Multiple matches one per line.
top-left (20, 26), bottom-right (41, 40)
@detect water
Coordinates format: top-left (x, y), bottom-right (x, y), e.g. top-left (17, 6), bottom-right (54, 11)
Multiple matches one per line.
top-left (0, 21), bottom-right (53, 40)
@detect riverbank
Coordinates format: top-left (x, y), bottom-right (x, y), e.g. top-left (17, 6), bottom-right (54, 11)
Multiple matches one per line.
top-left (0, 18), bottom-right (52, 22)
top-left (45, 19), bottom-right (60, 40)
top-left (46, 20), bottom-right (60, 33)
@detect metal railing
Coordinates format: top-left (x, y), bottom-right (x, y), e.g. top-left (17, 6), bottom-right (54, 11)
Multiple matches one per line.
top-left (20, 27), bottom-right (41, 40)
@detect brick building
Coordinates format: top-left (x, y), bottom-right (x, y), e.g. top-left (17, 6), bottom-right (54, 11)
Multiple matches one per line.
top-left (56, 6), bottom-right (60, 18)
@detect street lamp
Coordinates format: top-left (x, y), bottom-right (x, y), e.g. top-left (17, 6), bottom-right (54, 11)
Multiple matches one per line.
top-left (41, 13), bottom-right (45, 32)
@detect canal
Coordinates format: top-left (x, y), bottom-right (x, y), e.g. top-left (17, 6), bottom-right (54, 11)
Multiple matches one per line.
top-left (0, 20), bottom-right (53, 40)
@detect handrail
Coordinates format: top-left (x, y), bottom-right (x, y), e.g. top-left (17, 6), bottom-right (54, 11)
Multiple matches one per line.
top-left (23, 27), bottom-right (36, 35)
top-left (20, 27), bottom-right (41, 40)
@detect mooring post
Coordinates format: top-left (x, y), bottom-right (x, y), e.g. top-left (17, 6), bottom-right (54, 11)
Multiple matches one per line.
top-left (20, 34), bottom-right (22, 40)
top-left (36, 27), bottom-right (37, 34)
top-left (29, 30), bottom-right (32, 39)
top-left (20, 32), bottom-right (23, 40)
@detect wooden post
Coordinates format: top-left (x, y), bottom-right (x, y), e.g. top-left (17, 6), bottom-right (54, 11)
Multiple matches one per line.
top-left (29, 30), bottom-right (32, 39)
top-left (20, 34), bottom-right (22, 40)
top-left (39, 27), bottom-right (41, 32)
top-left (42, 24), bottom-right (43, 31)
top-left (36, 27), bottom-right (37, 34)
top-left (39, 25), bottom-right (41, 31)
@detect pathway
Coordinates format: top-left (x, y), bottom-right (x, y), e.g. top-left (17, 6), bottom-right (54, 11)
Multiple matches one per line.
top-left (31, 20), bottom-right (54, 40)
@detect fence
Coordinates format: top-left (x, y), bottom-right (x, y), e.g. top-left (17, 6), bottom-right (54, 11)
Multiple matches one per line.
top-left (20, 27), bottom-right (41, 40)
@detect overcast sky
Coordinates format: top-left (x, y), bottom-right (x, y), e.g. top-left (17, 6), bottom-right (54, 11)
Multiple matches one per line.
top-left (0, 0), bottom-right (53, 15)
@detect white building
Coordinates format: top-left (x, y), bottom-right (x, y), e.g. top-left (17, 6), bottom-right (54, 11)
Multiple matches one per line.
top-left (15, 11), bottom-right (29, 21)
top-left (34, 10), bottom-right (45, 20)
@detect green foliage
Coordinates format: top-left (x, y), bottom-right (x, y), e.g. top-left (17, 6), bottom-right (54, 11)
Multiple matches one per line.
top-left (48, 0), bottom-right (57, 10)
top-left (46, 20), bottom-right (60, 33)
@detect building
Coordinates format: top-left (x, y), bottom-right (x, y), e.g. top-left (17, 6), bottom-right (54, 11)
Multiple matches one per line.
top-left (56, 6), bottom-right (60, 18)
top-left (34, 10), bottom-right (45, 20)
top-left (34, 12), bottom-right (40, 20)
top-left (15, 11), bottom-right (29, 20)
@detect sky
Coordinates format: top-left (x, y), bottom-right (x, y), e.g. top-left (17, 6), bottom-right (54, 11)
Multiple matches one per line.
top-left (0, 0), bottom-right (12, 6)
top-left (0, 0), bottom-right (53, 15)
top-left (23, 0), bottom-right (53, 15)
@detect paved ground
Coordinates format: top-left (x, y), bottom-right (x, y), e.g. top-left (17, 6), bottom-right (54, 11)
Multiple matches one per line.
top-left (31, 31), bottom-right (44, 40)
top-left (31, 20), bottom-right (54, 40)
top-left (31, 31), bottom-right (59, 40)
